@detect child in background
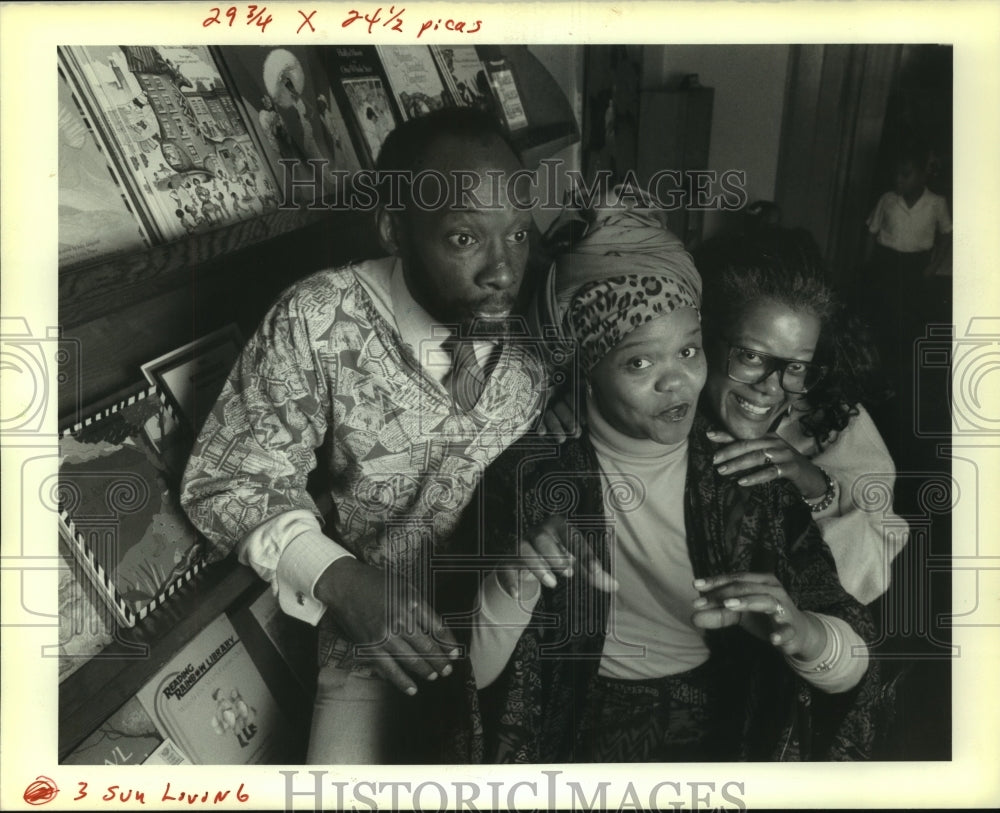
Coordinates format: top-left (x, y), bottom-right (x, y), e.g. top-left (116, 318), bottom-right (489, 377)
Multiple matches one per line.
top-left (864, 139), bottom-right (952, 370)
top-left (866, 139), bottom-right (952, 297)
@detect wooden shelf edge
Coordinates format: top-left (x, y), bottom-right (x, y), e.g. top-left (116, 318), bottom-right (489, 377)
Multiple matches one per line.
top-left (58, 560), bottom-right (263, 760)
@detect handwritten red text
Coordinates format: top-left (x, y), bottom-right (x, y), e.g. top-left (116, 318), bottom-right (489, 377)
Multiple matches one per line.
top-left (342, 6), bottom-right (407, 34)
top-left (417, 16), bottom-right (482, 38)
top-left (203, 5), bottom-right (274, 32)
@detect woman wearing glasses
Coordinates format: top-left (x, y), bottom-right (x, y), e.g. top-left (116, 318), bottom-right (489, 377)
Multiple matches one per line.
top-left (696, 228), bottom-right (907, 605)
top-left (438, 207), bottom-right (881, 763)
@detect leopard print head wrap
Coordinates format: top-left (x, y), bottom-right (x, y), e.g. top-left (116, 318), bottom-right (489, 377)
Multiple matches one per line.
top-left (567, 273), bottom-right (700, 372)
top-left (553, 191), bottom-right (703, 372)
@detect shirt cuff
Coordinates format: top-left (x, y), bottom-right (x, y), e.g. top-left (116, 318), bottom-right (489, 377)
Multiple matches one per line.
top-left (237, 509), bottom-right (354, 626)
top-left (276, 527), bottom-right (355, 625)
top-left (469, 570), bottom-right (541, 689)
top-left (480, 569), bottom-right (541, 624)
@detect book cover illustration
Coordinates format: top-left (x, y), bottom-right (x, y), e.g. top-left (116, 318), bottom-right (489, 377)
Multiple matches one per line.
top-left (57, 534), bottom-right (115, 683)
top-left (136, 614), bottom-right (290, 764)
top-left (62, 697), bottom-right (163, 765)
top-left (217, 45), bottom-right (361, 207)
top-left (431, 46), bottom-right (491, 110)
top-left (141, 324), bottom-right (243, 435)
top-left (58, 46), bottom-right (281, 243)
top-left (376, 46), bottom-right (451, 120)
top-left (58, 70), bottom-right (149, 268)
top-left (484, 57), bottom-right (530, 132)
top-left (326, 46), bottom-right (400, 166)
top-left (58, 385), bottom-right (203, 628)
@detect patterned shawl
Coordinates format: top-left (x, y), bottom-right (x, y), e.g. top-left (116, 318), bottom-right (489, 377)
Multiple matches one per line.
top-left (426, 411), bottom-right (880, 763)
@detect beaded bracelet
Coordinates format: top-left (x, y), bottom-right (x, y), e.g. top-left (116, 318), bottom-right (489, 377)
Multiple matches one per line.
top-left (804, 466), bottom-right (836, 513)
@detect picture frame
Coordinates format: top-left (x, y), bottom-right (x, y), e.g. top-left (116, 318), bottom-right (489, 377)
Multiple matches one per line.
top-left (141, 324), bottom-right (243, 435)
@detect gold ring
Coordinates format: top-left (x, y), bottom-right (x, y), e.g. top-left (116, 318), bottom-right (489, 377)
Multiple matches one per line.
top-left (774, 602), bottom-right (787, 619)
top-left (763, 450), bottom-right (774, 465)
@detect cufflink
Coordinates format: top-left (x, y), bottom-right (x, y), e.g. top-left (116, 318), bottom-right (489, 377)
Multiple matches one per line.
top-left (296, 591), bottom-right (305, 606)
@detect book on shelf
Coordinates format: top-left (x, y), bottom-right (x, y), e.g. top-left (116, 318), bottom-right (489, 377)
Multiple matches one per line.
top-left (58, 45), bottom-right (282, 244)
top-left (58, 70), bottom-right (150, 267)
top-left (325, 45), bottom-right (400, 167)
top-left (216, 45), bottom-right (362, 207)
top-left (57, 383), bottom-right (204, 629)
top-left (62, 696), bottom-right (189, 765)
top-left (430, 46), bottom-right (492, 111)
top-left (376, 46), bottom-right (451, 120)
top-left (483, 55), bottom-right (530, 132)
top-left (135, 613), bottom-right (291, 764)
top-left (140, 324), bottom-right (243, 435)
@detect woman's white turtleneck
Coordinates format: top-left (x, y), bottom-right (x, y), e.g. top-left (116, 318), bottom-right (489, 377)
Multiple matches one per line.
top-left (469, 400), bottom-right (868, 692)
top-left (585, 396), bottom-right (711, 679)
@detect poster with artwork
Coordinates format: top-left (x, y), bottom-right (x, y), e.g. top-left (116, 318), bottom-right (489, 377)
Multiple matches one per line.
top-left (217, 45), bottom-right (362, 207)
top-left (58, 70), bottom-right (149, 267)
top-left (376, 46), bottom-right (451, 120)
top-left (58, 45), bottom-right (281, 243)
top-left (326, 46), bottom-right (400, 166)
top-left (431, 45), bottom-right (491, 110)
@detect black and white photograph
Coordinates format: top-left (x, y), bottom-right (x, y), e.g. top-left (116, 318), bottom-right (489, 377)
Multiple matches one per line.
top-left (1, 2), bottom-right (998, 811)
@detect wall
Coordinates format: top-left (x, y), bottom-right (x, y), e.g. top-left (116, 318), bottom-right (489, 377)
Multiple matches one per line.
top-left (526, 45), bottom-right (584, 233)
top-left (641, 45), bottom-right (789, 238)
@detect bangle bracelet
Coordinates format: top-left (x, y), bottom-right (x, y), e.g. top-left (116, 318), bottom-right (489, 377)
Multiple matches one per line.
top-left (789, 614), bottom-right (842, 673)
top-left (804, 466), bottom-right (836, 513)
top-left (811, 615), bottom-right (841, 672)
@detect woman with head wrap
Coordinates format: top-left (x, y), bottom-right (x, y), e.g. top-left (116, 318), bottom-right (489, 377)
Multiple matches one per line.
top-left (437, 195), bottom-right (880, 763)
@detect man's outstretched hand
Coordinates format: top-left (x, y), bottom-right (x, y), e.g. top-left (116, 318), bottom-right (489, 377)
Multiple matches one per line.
top-left (314, 557), bottom-right (461, 695)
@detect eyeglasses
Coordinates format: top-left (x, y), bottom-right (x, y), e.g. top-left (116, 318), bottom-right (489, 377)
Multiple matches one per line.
top-left (725, 344), bottom-right (827, 394)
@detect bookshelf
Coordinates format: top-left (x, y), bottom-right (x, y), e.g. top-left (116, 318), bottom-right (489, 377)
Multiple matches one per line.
top-left (56, 44), bottom-right (581, 765)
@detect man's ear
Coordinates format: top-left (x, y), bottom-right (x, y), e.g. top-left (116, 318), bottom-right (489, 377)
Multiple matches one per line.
top-left (376, 208), bottom-right (404, 255)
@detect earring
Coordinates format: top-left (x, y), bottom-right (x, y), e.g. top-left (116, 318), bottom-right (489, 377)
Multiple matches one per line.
top-left (585, 379), bottom-right (594, 397)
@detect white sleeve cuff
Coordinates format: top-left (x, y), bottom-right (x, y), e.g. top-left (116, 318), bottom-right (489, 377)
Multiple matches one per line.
top-left (275, 527), bottom-right (355, 625)
top-left (237, 509), bottom-right (354, 626)
top-left (469, 570), bottom-right (541, 689)
top-left (787, 613), bottom-right (870, 693)
top-left (480, 569), bottom-right (541, 624)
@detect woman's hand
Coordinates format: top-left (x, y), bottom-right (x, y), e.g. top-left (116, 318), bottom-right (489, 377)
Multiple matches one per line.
top-left (707, 429), bottom-right (828, 500)
top-left (497, 514), bottom-right (619, 599)
top-left (690, 572), bottom-right (826, 661)
top-left (535, 386), bottom-right (584, 443)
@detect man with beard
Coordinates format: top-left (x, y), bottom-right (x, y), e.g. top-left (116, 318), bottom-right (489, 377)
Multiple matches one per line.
top-left (181, 107), bottom-right (547, 763)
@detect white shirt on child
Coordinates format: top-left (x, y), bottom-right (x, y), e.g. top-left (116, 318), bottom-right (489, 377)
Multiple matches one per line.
top-left (867, 188), bottom-right (951, 253)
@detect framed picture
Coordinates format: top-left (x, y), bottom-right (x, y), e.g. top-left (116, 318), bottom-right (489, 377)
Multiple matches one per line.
top-left (141, 324), bottom-right (243, 435)
top-left (58, 383), bottom-right (204, 628)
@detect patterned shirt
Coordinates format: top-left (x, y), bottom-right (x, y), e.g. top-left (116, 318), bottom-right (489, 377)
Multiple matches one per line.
top-left (181, 257), bottom-right (547, 662)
